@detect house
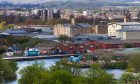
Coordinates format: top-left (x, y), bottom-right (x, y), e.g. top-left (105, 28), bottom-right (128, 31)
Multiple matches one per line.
top-left (6, 45), bottom-right (21, 56)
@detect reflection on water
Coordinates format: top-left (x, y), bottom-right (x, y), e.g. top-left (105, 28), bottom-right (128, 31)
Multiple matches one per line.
top-left (7, 59), bottom-right (124, 84)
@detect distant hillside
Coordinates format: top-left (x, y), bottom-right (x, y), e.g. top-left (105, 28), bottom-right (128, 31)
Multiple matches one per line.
top-left (40, 0), bottom-right (140, 9)
top-left (0, 0), bottom-right (140, 9)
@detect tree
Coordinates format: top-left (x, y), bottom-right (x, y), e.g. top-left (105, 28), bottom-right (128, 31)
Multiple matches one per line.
top-left (120, 72), bottom-right (136, 84)
top-left (51, 70), bottom-right (79, 84)
top-left (19, 61), bottom-right (81, 84)
top-left (6, 24), bottom-right (14, 29)
top-left (0, 57), bottom-right (17, 83)
top-left (46, 19), bottom-right (56, 25)
top-left (128, 54), bottom-right (140, 72)
top-left (84, 64), bottom-right (114, 84)
top-left (18, 62), bottom-right (47, 84)
top-left (123, 43), bottom-right (132, 48)
top-left (58, 35), bottom-right (70, 42)
top-left (0, 21), bottom-right (6, 31)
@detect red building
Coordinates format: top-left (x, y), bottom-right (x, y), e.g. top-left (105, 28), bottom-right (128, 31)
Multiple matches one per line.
top-left (86, 40), bottom-right (140, 49)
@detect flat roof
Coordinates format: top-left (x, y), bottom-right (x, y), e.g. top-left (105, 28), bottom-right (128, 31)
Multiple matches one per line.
top-left (117, 22), bottom-right (140, 26)
top-left (117, 28), bottom-right (140, 32)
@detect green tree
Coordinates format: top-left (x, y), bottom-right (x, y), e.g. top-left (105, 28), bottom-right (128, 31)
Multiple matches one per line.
top-left (0, 21), bottom-right (6, 31)
top-left (19, 61), bottom-right (81, 84)
top-left (128, 54), bottom-right (140, 72)
top-left (18, 62), bottom-right (46, 84)
top-left (58, 35), bottom-right (70, 42)
top-left (84, 64), bottom-right (114, 84)
top-left (51, 70), bottom-right (79, 84)
top-left (6, 24), bottom-right (14, 29)
top-left (123, 43), bottom-right (132, 48)
top-left (49, 59), bottom-right (82, 76)
top-left (120, 72), bottom-right (136, 84)
top-left (0, 57), bottom-right (17, 83)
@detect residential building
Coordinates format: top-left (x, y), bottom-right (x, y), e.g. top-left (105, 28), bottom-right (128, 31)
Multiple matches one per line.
top-left (6, 45), bottom-right (21, 56)
top-left (54, 18), bottom-right (92, 37)
top-left (92, 24), bottom-right (108, 34)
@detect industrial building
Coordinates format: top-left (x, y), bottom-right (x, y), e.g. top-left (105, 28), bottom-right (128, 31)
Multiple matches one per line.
top-left (108, 22), bottom-right (140, 36)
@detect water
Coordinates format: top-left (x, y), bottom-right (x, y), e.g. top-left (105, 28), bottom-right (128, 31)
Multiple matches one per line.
top-left (8, 59), bottom-right (60, 84)
top-left (7, 59), bottom-right (124, 84)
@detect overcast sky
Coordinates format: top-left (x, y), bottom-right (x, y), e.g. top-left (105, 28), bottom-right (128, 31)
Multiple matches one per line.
top-left (0, 0), bottom-right (138, 3)
top-left (0, 0), bottom-right (55, 3)
top-left (0, 0), bottom-right (75, 3)
top-left (0, 0), bottom-right (90, 3)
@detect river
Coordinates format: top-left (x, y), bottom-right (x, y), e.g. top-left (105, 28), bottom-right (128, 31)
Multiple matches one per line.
top-left (7, 59), bottom-right (124, 84)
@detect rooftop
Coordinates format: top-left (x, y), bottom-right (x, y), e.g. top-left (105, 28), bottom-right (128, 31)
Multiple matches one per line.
top-left (62, 23), bottom-right (91, 28)
top-left (117, 27), bottom-right (140, 32)
top-left (116, 22), bottom-right (140, 26)
top-left (96, 39), bottom-right (140, 44)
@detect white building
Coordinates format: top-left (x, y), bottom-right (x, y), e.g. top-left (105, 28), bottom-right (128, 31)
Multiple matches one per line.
top-left (83, 10), bottom-right (92, 16)
top-left (116, 28), bottom-right (140, 40)
top-left (108, 22), bottom-right (140, 36)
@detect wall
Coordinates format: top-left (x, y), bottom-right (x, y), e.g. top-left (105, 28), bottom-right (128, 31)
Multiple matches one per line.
top-left (125, 31), bottom-right (140, 40)
top-left (108, 24), bottom-right (122, 36)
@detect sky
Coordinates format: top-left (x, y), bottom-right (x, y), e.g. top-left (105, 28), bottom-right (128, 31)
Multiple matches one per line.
top-left (0, 0), bottom-right (89, 3)
top-left (0, 0), bottom-right (138, 4)
top-left (0, 0), bottom-right (52, 3)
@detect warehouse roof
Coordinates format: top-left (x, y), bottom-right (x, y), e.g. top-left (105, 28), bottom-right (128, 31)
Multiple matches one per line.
top-left (117, 27), bottom-right (140, 32)
top-left (117, 22), bottom-right (140, 26)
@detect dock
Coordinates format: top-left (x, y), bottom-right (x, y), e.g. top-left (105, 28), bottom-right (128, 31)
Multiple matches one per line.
top-left (2, 54), bottom-right (78, 61)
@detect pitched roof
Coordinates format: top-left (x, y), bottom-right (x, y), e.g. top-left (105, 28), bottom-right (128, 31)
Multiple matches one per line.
top-left (10, 45), bottom-right (20, 51)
